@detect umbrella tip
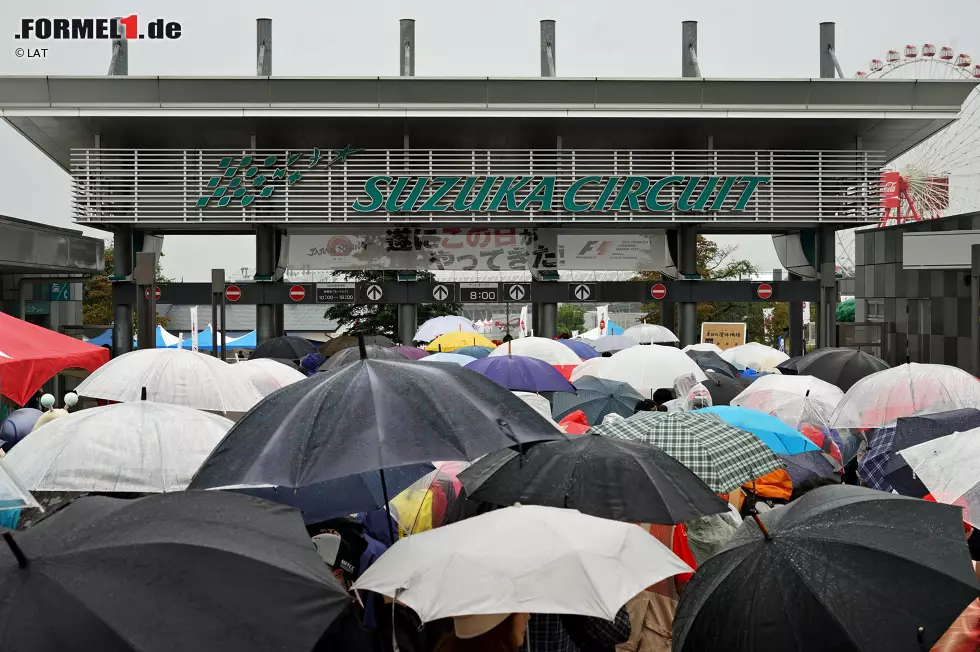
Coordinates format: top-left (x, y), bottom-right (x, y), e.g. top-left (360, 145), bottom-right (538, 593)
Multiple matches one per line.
top-left (2, 532), bottom-right (28, 569)
top-left (358, 333), bottom-right (367, 360)
top-left (140, 387), bottom-right (147, 401)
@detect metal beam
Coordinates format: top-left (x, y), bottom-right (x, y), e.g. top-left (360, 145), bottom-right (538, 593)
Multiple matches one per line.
top-left (255, 225), bottom-right (276, 346)
top-left (107, 17), bottom-right (128, 76)
top-left (399, 19), bottom-right (415, 76)
top-left (256, 18), bottom-right (272, 76)
top-left (788, 272), bottom-right (805, 356)
top-left (540, 20), bottom-right (556, 77)
top-left (972, 245), bottom-right (980, 375)
top-left (539, 302), bottom-right (558, 338)
top-left (678, 226), bottom-right (698, 347)
top-left (682, 21), bottom-right (700, 78)
top-left (112, 225), bottom-right (134, 357)
top-left (819, 22), bottom-right (837, 79)
top-left (398, 303), bottom-right (417, 345)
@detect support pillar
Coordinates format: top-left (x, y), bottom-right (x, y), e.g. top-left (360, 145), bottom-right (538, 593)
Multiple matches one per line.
top-left (819, 22), bottom-right (836, 79)
top-left (112, 225), bottom-right (134, 358)
top-left (789, 272), bottom-right (805, 357)
top-left (398, 303), bottom-right (418, 346)
top-left (817, 226), bottom-right (837, 349)
top-left (532, 303), bottom-right (542, 337)
top-left (540, 303), bottom-right (558, 339)
top-left (971, 245), bottom-right (980, 375)
top-left (660, 302), bottom-right (676, 334)
top-left (678, 226), bottom-right (698, 347)
top-left (681, 21), bottom-right (700, 78)
top-left (255, 225), bottom-right (276, 347)
top-left (399, 19), bottom-right (415, 76)
top-left (108, 17), bottom-right (128, 75)
top-left (274, 304), bottom-right (285, 337)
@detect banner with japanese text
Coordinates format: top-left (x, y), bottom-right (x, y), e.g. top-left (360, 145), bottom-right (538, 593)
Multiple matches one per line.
top-left (287, 228), bottom-right (664, 272)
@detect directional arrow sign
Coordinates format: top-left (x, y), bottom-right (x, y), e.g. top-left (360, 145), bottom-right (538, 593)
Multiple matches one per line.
top-left (365, 284), bottom-right (384, 301)
top-left (568, 283), bottom-right (596, 302)
top-left (507, 283), bottom-right (527, 301)
top-left (432, 284), bottom-right (450, 301)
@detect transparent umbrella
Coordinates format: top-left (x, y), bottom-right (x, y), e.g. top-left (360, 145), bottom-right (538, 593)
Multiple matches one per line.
top-left (5, 401), bottom-right (233, 493)
top-left (831, 363), bottom-right (980, 431)
top-left (899, 427), bottom-right (980, 527)
top-left (720, 342), bottom-right (789, 373)
top-left (75, 348), bottom-right (263, 413)
top-left (731, 375), bottom-right (844, 432)
top-left (388, 461), bottom-right (471, 536)
top-left (230, 358), bottom-right (306, 397)
top-left (599, 346), bottom-right (706, 398)
top-left (413, 316), bottom-right (476, 343)
top-left (570, 357), bottom-right (611, 384)
top-left (0, 457), bottom-right (39, 512)
top-left (624, 324), bottom-right (679, 345)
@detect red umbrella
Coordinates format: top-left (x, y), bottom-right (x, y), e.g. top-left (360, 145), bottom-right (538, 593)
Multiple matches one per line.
top-left (0, 312), bottom-right (108, 405)
top-left (558, 410), bottom-right (591, 435)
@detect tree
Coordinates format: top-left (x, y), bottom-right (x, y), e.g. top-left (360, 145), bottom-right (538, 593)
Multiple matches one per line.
top-left (83, 244), bottom-right (171, 327)
top-left (634, 235), bottom-right (765, 340)
top-left (323, 270), bottom-right (462, 343)
top-left (556, 304), bottom-right (585, 334)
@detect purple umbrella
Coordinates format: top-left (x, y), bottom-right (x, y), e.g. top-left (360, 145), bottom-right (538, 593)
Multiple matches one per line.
top-left (395, 346), bottom-right (429, 360)
top-left (465, 355), bottom-right (576, 393)
top-left (558, 339), bottom-right (598, 360)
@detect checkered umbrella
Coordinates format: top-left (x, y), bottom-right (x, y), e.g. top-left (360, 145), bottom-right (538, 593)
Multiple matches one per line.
top-left (592, 411), bottom-right (782, 493)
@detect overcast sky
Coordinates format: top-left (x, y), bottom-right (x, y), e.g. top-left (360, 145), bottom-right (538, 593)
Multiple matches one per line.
top-left (1, 0), bottom-right (978, 280)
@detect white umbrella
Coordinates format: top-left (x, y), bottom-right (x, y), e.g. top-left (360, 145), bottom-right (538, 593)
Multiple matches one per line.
top-left (413, 316), bottom-right (477, 343)
top-left (421, 353), bottom-right (477, 366)
top-left (624, 324), bottom-right (679, 345)
top-left (899, 428), bottom-right (980, 527)
top-left (230, 358), bottom-right (306, 396)
top-left (569, 357), bottom-right (610, 384)
top-left (599, 346), bottom-right (707, 397)
top-left (75, 348), bottom-right (263, 413)
top-left (488, 338), bottom-right (581, 375)
top-left (352, 504), bottom-right (691, 621)
top-left (0, 458), bottom-right (39, 512)
top-left (512, 391), bottom-right (562, 430)
top-left (682, 343), bottom-right (723, 354)
top-left (721, 342), bottom-right (789, 373)
top-left (5, 401), bottom-right (233, 493)
top-left (592, 334), bottom-right (640, 354)
top-left (731, 375), bottom-right (844, 431)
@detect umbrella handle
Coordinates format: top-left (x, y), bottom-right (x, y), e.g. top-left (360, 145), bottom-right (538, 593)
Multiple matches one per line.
top-left (750, 512), bottom-right (772, 541)
top-left (1, 532), bottom-right (28, 568)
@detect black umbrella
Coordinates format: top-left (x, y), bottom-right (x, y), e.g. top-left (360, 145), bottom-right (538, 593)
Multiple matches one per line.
top-left (319, 335), bottom-right (395, 358)
top-left (702, 371), bottom-right (752, 406)
top-left (775, 450), bottom-right (842, 487)
top-left (673, 485), bottom-right (980, 652)
top-left (551, 376), bottom-right (645, 424)
top-left (0, 491), bottom-right (349, 652)
top-left (191, 342), bottom-right (565, 540)
top-left (775, 355), bottom-right (803, 375)
top-left (790, 347), bottom-right (890, 391)
top-left (884, 408), bottom-right (980, 497)
top-left (318, 344), bottom-right (407, 372)
top-left (251, 335), bottom-right (317, 361)
top-left (459, 435), bottom-right (729, 523)
top-left (685, 350), bottom-right (740, 379)
top-left (266, 357), bottom-right (301, 371)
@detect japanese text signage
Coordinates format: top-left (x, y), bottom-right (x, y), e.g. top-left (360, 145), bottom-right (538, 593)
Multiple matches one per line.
top-left (290, 229), bottom-right (665, 272)
top-left (700, 322), bottom-right (747, 351)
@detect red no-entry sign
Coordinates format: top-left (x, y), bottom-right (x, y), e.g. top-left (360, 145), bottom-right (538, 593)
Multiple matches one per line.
top-left (757, 283), bottom-right (773, 300)
top-left (225, 285), bottom-right (242, 302)
top-left (650, 283), bottom-right (667, 300)
top-left (289, 285), bottom-right (306, 302)
top-left (144, 286), bottom-right (161, 301)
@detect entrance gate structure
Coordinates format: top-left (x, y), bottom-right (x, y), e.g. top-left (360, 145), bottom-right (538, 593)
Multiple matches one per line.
top-left (0, 19), bottom-right (973, 355)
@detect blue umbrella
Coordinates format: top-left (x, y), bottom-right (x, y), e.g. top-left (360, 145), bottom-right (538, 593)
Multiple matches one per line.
top-left (696, 405), bottom-right (820, 456)
top-left (421, 353), bottom-right (477, 366)
top-left (558, 339), bottom-right (598, 360)
top-left (455, 345), bottom-right (493, 359)
top-left (466, 355), bottom-right (576, 393)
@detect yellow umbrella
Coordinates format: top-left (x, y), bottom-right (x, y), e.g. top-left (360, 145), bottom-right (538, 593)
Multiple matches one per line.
top-left (425, 332), bottom-right (496, 352)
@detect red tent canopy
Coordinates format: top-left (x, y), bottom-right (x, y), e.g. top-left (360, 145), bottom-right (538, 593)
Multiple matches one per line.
top-left (0, 312), bottom-right (109, 406)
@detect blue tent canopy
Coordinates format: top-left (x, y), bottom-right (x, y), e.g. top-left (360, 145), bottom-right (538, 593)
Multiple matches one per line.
top-left (179, 326), bottom-right (218, 350)
top-left (87, 329), bottom-right (113, 347)
top-left (607, 321), bottom-right (625, 335)
top-left (226, 330), bottom-right (256, 349)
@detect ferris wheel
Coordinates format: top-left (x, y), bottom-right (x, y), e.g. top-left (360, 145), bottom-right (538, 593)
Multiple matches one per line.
top-left (836, 44), bottom-right (980, 272)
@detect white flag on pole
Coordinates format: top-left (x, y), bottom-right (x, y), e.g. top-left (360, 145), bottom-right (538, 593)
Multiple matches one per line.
top-left (519, 306), bottom-right (529, 338)
top-left (190, 307), bottom-right (199, 352)
top-left (597, 305), bottom-right (610, 336)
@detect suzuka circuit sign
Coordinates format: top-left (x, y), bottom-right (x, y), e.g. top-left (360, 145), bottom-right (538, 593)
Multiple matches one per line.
top-left (351, 175), bottom-right (771, 214)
